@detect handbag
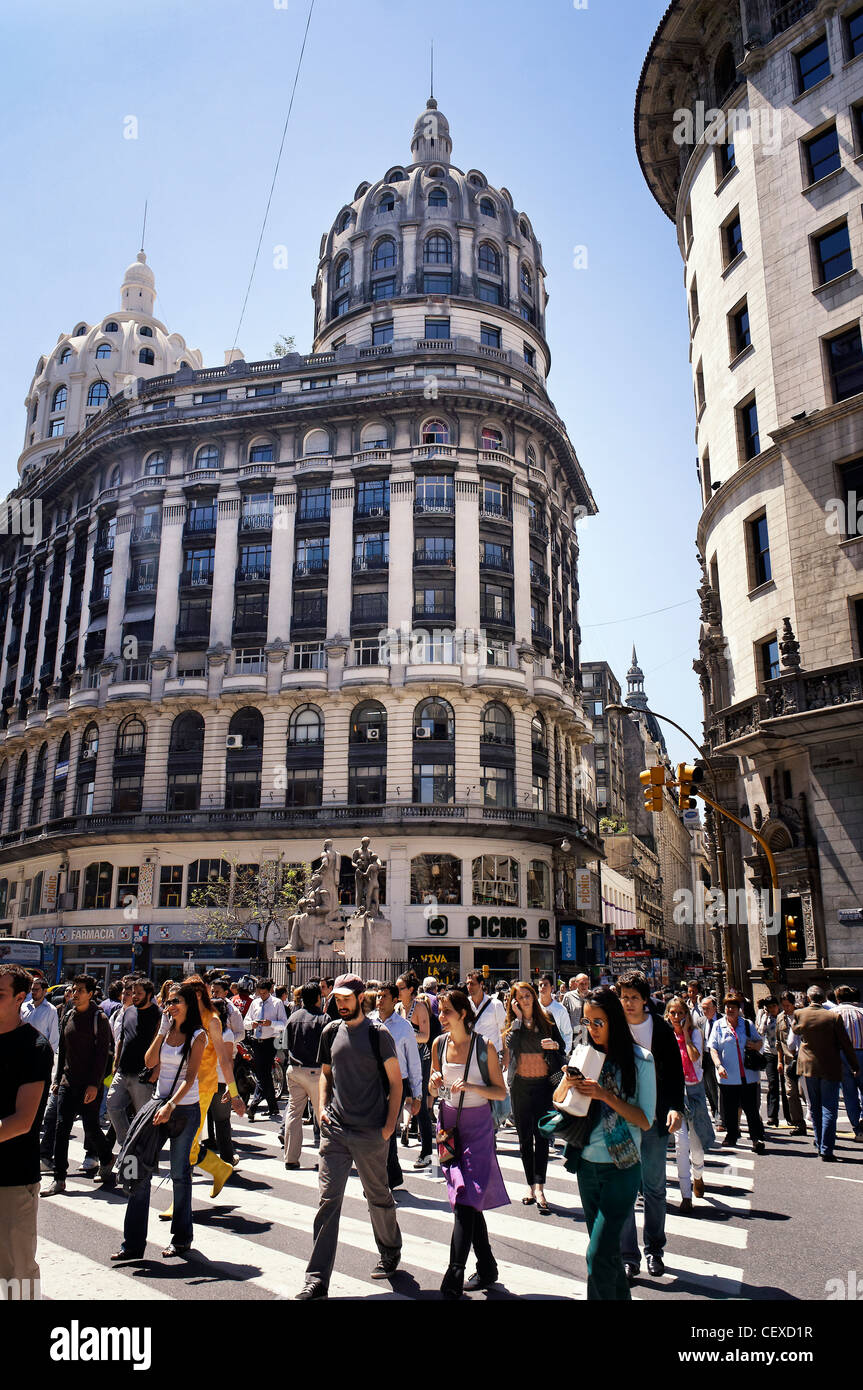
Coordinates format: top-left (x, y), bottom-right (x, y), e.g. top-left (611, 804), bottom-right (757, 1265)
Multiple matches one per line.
top-left (436, 1034), bottom-right (477, 1167)
top-left (538, 1101), bottom-right (600, 1152)
top-left (743, 1020), bottom-right (767, 1072)
top-left (115, 1033), bottom-right (192, 1191)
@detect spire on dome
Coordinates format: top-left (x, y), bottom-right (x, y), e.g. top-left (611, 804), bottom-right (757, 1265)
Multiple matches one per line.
top-left (411, 93), bottom-right (452, 167)
top-left (626, 644), bottom-right (647, 710)
top-left (120, 250), bottom-right (156, 316)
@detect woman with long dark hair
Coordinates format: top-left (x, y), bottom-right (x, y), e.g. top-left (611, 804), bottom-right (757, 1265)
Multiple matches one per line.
top-left (112, 981), bottom-right (208, 1261)
top-left (396, 970), bottom-right (434, 1168)
top-left (503, 980), bottom-right (565, 1214)
top-left (429, 989), bottom-right (509, 1298)
top-left (665, 996), bottom-right (714, 1210)
top-left (553, 987), bottom-right (655, 1300)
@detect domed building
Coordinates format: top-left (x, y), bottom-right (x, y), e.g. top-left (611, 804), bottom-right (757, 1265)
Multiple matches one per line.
top-left (4, 99), bottom-right (601, 988)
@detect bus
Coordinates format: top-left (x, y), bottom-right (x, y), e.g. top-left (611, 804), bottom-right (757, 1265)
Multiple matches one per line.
top-left (0, 937), bottom-right (46, 976)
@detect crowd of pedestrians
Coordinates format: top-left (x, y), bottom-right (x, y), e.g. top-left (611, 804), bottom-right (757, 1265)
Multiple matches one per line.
top-left (1, 958), bottom-right (861, 1302)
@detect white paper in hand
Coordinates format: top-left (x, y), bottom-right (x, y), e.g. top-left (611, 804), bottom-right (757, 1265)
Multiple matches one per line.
top-left (554, 1042), bottom-right (605, 1116)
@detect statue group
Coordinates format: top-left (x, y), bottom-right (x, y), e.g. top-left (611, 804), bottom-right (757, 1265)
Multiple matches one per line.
top-left (285, 836), bottom-right (386, 955)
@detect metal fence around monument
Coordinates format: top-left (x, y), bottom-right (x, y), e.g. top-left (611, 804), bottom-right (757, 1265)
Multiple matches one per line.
top-left (268, 956), bottom-right (409, 990)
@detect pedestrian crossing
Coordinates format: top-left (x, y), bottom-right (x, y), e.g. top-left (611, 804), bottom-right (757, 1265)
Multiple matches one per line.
top-left (36, 1116), bottom-right (758, 1302)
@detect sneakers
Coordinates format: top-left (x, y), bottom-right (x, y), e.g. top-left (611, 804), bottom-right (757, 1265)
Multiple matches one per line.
top-left (296, 1278), bottom-right (327, 1301)
top-left (413, 1153), bottom-right (432, 1169)
top-left (370, 1252), bottom-right (401, 1279)
top-left (80, 1155), bottom-right (99, 1174)
top-left (41, 1179), bottom-right (66, 1196)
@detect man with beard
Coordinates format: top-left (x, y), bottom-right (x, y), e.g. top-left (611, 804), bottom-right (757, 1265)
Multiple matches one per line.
top-left (296, 974), bottom-right (403, 1300)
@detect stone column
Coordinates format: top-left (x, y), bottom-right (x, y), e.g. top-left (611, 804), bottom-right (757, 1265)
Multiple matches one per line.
top-left (201, 707), bottom-right (231, 809)
top-left (209, 493), bottom-right (241, 649)
top-left (326, 481), bottom-right (354, 638)
top-left (151, 496), bottom-right (186, 653)
top-left (506, 240), bottom-right (521, 314)
top-left (142, 709), bottom-right (172, 813)
top-left (456, 224), bottom-right (474, 297)
top-left (74, 518), bottom-right (99, 671)
top-left (51, 539), bottom-right (74, 684)
top-left (387, 475), bottom-right (415, 638)
top-left (512, 486), bottom-right (532, 647)
top-left (267, 487), bottom-right (296, 645)
top-left (260, 705), bottom-right (288, 813)
top-left (92, 718), bottom-right (119, 814)
top-left (104, 510), bottom-right (133, 661)
top-left (385, 693), bottom-right (414, 806)
top-left (455, 474), bottom-right (480, 633)
top-left (513, 704), bottom-right (535, 812)
top-left (322, 699), bottom-right (350, 804)
top-left (401, 223), bottom-right (419, 295)
top-left (457, 696), bottom-right (482, 810)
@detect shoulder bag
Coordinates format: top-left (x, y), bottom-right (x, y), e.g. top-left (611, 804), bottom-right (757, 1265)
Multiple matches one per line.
top-left (743, 1019), bottom-right (767, 1072)
top-left (436, 1033), bottom-right (477, 1167)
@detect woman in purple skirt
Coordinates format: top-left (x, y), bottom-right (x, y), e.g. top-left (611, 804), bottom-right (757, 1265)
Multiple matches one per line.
top-left (429, 989), bottom-right (510, 1299)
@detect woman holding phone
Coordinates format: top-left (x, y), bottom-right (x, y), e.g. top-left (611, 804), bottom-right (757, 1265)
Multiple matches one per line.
top-left (553, 987), bottom-right (655, 1300)
top-left (503, 981), bottom-right (565, 1214)
top-left (429, 989), bottom-right (509, 1298)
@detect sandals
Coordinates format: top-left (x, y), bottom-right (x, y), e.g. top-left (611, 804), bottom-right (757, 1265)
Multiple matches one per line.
top-left (521, 1193), bottom-right (536, 1206)
top-left (110, 1248), bottom-right (145, 1262)
top-left (535, 1190), bottom-right (551, 1216)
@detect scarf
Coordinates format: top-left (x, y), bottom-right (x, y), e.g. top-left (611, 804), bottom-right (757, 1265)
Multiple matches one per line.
top-left (597, 1059), bottom-right (641, 1170)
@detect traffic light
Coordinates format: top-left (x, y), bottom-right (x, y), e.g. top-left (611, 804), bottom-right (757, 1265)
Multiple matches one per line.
top-left (677, 763), bottom-right (705, 810)
top-left (481, 963), bottom-right (490, 979)
top-left (639, 766), bottom-right (665, 813)
top-left (285, 955), bottom-right (297, 974)
top-left (785, 917), bottom-right (800, 956)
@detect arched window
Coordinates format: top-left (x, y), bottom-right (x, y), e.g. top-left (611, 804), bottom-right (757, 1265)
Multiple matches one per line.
top-left (387, 169), bottom-right (406, 182)
top-left (372, 238), bottom-right (396, 270)
top-left (55, 733), bottom-right (70, 771)
top-left (527, 860), bottom-right (550, 909)
top-left (248, 441), bottom-right (274, 463)
top-left (428, 186), bottom-right (447, 207)
top-left (82, 861), bottom-right (113, 909)
top-left (145, 451), bottom-right (166, 476)
top-left (51, 386), bottom-right (67, 412)
top-left (531, 713), bottom-right (547, 752)
top-left (337, 209), bottom-right (352, 233)
top-left (478, 242), bottom-right (501, 275)
top-left (472, 854), bottom-right (519, 906)
top-left (360, 421), bottom-right (388, 450)
top-left (0, 880), bottom-right (8, 919)
top-left (519, 219), bottom-right (529, 238)
top-left (410, 853), bottom-right (461, 905)
top-left (95, 343), bottom-right (112, 359)
top-left (139, 348), bottom-right (155, 365)
top-left (481, 426), bottom-right (504, 451)
top-left (170, 711), bottom-right (205, 754)
top-left (479, 197), bottom-right (497, 217)
top-left (521, 263), bottom-right (533, 295)
top-left (334, 254), bottom-right (351, 288)
top-left (195, 445), bottom-right (219, 470)
top-left (414, 697), bottom-right (454, 740)
top-left (109, 465), bottom-right (121, 487)
top-left (303, 427), bottom-right (330, 456)
top-left (288, 704), bottom-right (323, 745)
top-left (481, 702), bottom-right (513, 745)
top-left (74, 325), bottom-right (86, 336)
top-left (139, 325), bottom-right (154, 338)
top-left (116, 715), bottom-right (146, 756)
top-left (378, 190), bottom-right (395, 212)
top-left (527, 443), bottom-right (536, 469)
top-left (229, 707), bottom-right (264, 748)
top-left (104, 321), bottom-right (119, 333)
top-left (81, 723), bottom-right (99, 760)
top-left (59, 347), bottom-right (72, 365)
top-left (185, 858), bottom-right (230, 907)
top-left (424, 233), bottom-right (452, 264)
top-left (714, 43), bottom-right (738, 103)
top-left (421, 418), bottom-right (450, 445)
top-left (350, 700), bottom-right (387, 743)
top-left (34, 743), bottom-right (48, 780)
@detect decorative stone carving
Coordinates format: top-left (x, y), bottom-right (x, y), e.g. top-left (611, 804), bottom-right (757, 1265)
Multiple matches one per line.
top-left (779, 617), bottom-right (801, 674)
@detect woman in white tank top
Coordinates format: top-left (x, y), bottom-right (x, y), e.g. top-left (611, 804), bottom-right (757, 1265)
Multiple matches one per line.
top-left (113, 982), bottom-right (207, 1263)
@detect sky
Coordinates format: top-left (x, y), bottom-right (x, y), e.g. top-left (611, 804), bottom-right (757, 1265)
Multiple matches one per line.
top-left (0, 0), bottom-right (704, 766)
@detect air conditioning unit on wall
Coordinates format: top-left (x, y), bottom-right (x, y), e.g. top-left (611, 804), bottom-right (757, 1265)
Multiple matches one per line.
top-left (366, 727), bottom-right (381, 741)
top-left (226, 735), bottom-right (243, 750)
top-left (415, 726), bottom-right (431, 739)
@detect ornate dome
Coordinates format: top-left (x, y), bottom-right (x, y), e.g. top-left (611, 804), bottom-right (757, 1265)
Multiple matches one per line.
top-left (121, 250), bottom-right (157, 314)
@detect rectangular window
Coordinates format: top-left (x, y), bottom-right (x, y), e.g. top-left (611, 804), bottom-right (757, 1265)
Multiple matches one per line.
top-left (478, 280), bottom-right (503, 305)
top-left (226, 768), bottom-right (260, 810)
top-left (371, 278), bottom-right (396, 301)
top-left (75, 781), bottom-right (95, 816)
top-left (292, 642), bottom-right (325, 670)
top-left (372, 320), bottom-right (393, 346)
top-left (480, 582), bottom-right (513, 624)
top-left (532, 773), bottom-right (548, 811)
top-left (814, 223), bottom-right (852, 284)
top-left (348, 764), bottom-right (387, 805)
top-left (717, 140), bottom-right (736, 181)
top-left (523, 342), bottom-right (536, 367)
top-left (167, 772), bottom-right (200, 812)
top-left (749, 513), bottom-right (772, 587)
top-left (760, 637), bottom-right (780, 684)
top-left (848, 6), bottom-right (863, 58)
top-left (413, 762), bottom-right (454, 804)
top-left (854, 596), bottom-right (863, 655)
top-left (424, 317), bottom-right (451, 339)
top-left (796, 34), bottom-right (831, 93)
top-left (414, 586), bottom-right (454, 617)
top-left (116, 866), bottom-right (139, 911)
top-left (481, 324), bottom-right (501, 349)
top-left (730, 300), bottom-right (752, 357)
top-left (296, 536), bottom-right (329, 572)
top-left (481, 765), bottom-right (514, 809)
top-left (159, 865), bottom-right (183, 908)
top-left (828, 328), bottom-right (863, 402)
top-left (298, 486), bottom-right (330, 521)
top-left (301, 376), bottom-right (336, 391)
top-left (804, 125), bottom-right (841, 184)
top-left (285, 768), bottom-right (322, 808)
top-left (723, 212), bottom-right (743, 267)
top-left (423, 272), bottom-right (451, 294)
top-left (350, 637), bottom-right (384, 666)
top-left (684, 204), bottom-right (694, 252)
top-left (197, 389), bottom-right (227, 404)
top-left (689, 278), bottom-right (699, 333)
top-left (739, 398), bottom-right (760, 461)
top-left (695, 362), bottom-right (706, 413)
top-left (184, 547), bottom-right (215, 584)
top-left (177, 598), bottom-right (211, 637)
top-left (112, 775), bottom-right (143, 813)
top-left (332, 294), bottom-right (349, 317)
top-left (49, 419), bottom-right (65, 437)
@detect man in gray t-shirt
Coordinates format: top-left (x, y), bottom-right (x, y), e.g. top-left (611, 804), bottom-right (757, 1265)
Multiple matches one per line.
top-left (298, 974), bottom-right (403, 1301)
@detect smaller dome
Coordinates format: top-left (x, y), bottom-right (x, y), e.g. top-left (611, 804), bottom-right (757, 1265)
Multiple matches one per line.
top-left (413, 97), bottom-right (450, 142)
top-left (120, 250), bottom-right (157, 315)
top-left (122, 250), bottom-right (155, 290)
top-left (411, 96), bottom-right (452, 167)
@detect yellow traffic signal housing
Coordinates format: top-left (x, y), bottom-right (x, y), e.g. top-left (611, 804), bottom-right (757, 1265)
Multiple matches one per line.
top-left (482, 963), bottom-right (490, 979)
top-left (286, 955), bottom-right (297, 974)
top-left (677, 761), bottom-right (706, 810)
top-left (639, 766), bottom-right (665, 813)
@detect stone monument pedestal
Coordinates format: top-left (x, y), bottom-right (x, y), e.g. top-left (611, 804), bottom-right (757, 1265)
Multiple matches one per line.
top-left (343, 912), bottom-right (393, 963)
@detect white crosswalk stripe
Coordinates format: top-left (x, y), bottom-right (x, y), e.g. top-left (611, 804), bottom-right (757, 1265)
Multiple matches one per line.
top-left (37, 1118), bottom-right (755, 1301)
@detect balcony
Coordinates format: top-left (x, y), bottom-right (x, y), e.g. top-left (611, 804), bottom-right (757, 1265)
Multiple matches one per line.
top-left (126, 578), bottom-right (157, 596)
top-left (175, 623), bottom-right (211, 641)
top-left (184, 515), bottom-right (217, 536)
top-left (479, 555), bottom-right (512, 575)
top-left (294, 560), bottom-right (329, 578)
top-left (771, 0), bottom-right (815, 38)
top-left (236, 566), bottom-right (271, 583)
top-left (355, 501), bottom-right (390, 518)
top-left (352, 555), bottom-right (389, 573)
top-left (296, 507), bottom-right (330, 524)
top-left (529, 516), bottom-right (549, 543)
top-left (292, 606), bottom-right (327, 630)
top-left (414, 498), bottom-right (455, 516)
top-left (413, 605), bottom-right (455, 623)
top-left (240, 511), bottom-right (273, 532)
top-left (130, 526), bottom-right (161, 545)
top-left (530, 567), bottom-right (551, 594)
top-left (132, 474), bottom-right (167, 496)
top-left (707, 658), bottom-right (863, 752)
top-left (180, 571), bottom-right (213, 589)
top-left (351, 600), bottom-right (388, 626)
top-left (480, 606), bottom-right (513, 627)
top-left (532, 622), bottom-right (553, 646)
top-left (94, 536), bottom-right (115, 559)
top-left (414, 549), bottom-right (455, 568)
top-left (479, 502), bottom-right (512, 522)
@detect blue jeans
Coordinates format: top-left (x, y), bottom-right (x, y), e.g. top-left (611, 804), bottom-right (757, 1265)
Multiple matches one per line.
top-left (620, 1121), bottom-right (669, 1264)
top-left (841, 1049), bottom-right (863, 1133)
top-left (804, 1076), bottom-right (840, 1155)
top-left (123, 1102), bottom-right (199, 1253)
